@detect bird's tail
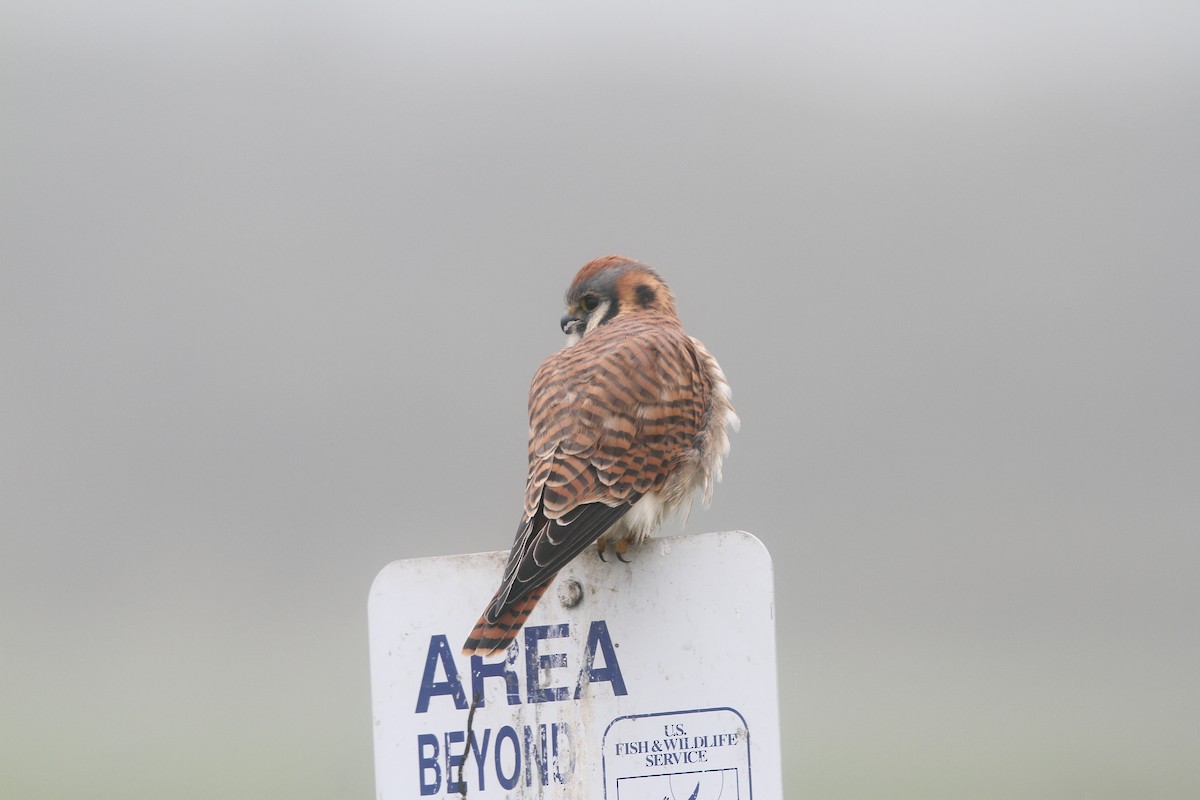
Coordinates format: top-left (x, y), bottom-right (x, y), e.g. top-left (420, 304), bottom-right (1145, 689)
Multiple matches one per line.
top-left (462, 578), bottom-right (554, 657)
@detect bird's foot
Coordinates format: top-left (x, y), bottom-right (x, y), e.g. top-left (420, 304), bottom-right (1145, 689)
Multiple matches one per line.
top-left (597, 536), bottom-right (635, 563)
top-left (614, 538), bottom-right (632, 564)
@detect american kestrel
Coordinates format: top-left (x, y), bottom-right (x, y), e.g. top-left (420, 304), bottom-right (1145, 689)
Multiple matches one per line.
top-left (462, 256), bottom-right (738, 657)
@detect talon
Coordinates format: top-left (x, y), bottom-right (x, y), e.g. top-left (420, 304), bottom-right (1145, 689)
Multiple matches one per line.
top-left (596, 537), bottom-right (608, 562)
top-left (614, 537), bottom-right (631, 563)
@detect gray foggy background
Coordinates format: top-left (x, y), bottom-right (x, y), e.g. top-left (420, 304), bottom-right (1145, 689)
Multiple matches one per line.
top-left (3, 3), bottom-right (1198, 798)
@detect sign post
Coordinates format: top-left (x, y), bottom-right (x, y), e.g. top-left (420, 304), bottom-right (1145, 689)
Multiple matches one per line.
top-left (369, 529), bottom-right (782, 798)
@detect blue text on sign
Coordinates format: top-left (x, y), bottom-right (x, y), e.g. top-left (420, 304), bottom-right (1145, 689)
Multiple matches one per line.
top-left (415, 620), bottom-right (627, 713)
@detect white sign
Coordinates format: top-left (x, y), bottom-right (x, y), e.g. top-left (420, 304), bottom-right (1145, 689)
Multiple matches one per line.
top-left (368, 530), bottom-right (781, 799)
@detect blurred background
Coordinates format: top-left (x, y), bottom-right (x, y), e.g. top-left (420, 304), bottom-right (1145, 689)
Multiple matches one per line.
top-left (3, 2), bottom-right (1198, 798)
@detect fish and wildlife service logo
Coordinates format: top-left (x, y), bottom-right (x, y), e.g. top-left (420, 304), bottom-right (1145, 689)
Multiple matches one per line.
top-left (603, 708), bottom-right (752, 799)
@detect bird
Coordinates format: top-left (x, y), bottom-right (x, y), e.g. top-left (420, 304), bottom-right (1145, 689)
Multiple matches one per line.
top-left (462, 255), bottom-right (739, 657)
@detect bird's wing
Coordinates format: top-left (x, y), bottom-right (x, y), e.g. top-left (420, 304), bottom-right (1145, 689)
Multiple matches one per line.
top-left (494, 314), bottom-right (711, 614)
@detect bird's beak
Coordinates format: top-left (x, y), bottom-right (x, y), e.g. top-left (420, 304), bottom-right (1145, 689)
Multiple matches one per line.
top-left (561, 313), bottom-right (583, 335)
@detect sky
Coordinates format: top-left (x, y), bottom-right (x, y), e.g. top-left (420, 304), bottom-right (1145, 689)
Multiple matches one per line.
top-left (3, 3), bottom-right (1199, 799)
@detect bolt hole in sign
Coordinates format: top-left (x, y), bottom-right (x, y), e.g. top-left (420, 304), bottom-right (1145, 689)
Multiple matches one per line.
top-left (368, 530), bottom-right (782, 799)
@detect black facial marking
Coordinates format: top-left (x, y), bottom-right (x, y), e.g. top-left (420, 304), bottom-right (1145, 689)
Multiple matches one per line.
top-left (635, 284), bottom-right (657, 308)
top-left (600, 298), bottom-right (620, 325)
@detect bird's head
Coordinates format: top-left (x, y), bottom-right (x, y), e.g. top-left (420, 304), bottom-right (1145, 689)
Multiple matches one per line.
top-left (559, 255), bottom-right (678, 346)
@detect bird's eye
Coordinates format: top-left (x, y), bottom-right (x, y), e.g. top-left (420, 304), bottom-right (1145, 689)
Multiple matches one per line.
top-left (581, 295), bottom-right (600, 312)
